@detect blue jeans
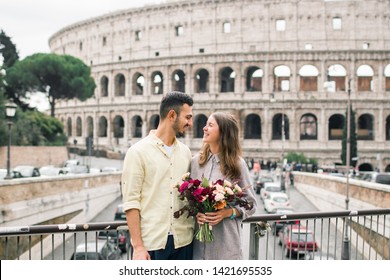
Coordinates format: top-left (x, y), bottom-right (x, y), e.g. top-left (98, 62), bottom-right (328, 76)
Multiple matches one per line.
top-left (148, 235), bottom-right (193, 260)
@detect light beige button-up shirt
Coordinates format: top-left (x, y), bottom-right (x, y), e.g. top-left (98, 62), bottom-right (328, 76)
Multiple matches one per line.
top-left (121, 131), bottom-right (194, 251)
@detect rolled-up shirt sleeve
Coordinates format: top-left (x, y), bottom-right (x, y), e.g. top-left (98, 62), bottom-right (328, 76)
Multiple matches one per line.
top-left (121, 148), bottom-right (144, 212)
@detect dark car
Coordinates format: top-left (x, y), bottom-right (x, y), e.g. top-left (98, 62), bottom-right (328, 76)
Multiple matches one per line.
top-left (271, 208), bottom-right (299, 235)
top-left (255, 176), bottom-right (274, 194)
top-left (98, 229), bottom-right (129, 253)
top-left (278, 225), bottom-right (319, 258)
top-left (70, 240), bottom-right (122, 260)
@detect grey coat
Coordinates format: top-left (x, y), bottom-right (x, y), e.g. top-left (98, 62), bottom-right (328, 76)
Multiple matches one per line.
top-left (190, 154), bottom-right (257, 260)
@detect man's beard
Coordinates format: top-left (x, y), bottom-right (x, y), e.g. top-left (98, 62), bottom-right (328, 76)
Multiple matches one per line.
top-left (173, 119), bottom-right (186, 138)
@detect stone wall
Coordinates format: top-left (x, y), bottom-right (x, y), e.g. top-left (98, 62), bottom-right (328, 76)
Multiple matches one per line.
top-left (0, 146), bottom-right (68, 169)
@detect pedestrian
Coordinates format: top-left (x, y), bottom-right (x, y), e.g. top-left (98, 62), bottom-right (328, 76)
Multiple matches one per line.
top-left (190, 112), bottom-right (257, 260)
top-left (121, 91), bottom-right (195, 260)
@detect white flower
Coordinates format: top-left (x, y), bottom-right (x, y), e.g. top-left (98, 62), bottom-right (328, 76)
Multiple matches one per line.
top-left (182, 172), bottom-right (190, 180)
top-left (225, 187), bottom-right (234, 195)
top-left (214, 192), bottom-right (225, 202)
top-left (234, 184), bottom-right (242, 193)
top-left (224, 180), bottom-right (232, 187)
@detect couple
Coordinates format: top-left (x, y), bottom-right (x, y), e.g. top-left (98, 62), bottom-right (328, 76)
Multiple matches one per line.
top-left (121, 91), bottom-right (257, 260)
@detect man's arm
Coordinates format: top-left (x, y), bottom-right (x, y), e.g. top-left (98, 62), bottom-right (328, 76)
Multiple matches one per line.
top-left (126, 209), bottom-right (151, 260)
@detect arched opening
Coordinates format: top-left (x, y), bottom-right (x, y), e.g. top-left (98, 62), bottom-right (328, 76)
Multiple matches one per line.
top-left (100, 76), bottom-right (109, 97)
top-left (67, 117), bottom-right (72, 136)
top-left (358, 163), bottom-right (374, 172)
top-left (300, 114), bottom-right (317, 140)
top-left (76, 117), bottom-right (82, 137)
top-left (328, 114), bottom-right (344, 140)
top-left (98, 116), bottom-right (108, 137)
top-left (172, 70), bottom-right (185, 93)
top-left (357, 65), bottom-right (374, 91)
top-left (244, 114), bottom-right (261, 139)
top-left (114, 74), bottom-right (126, 96)
top-left (246, 67), bottom-right (263, 92)
top-left (132, 116), bottom-right (143, 138)
top-left (86, 116), bottom-right (94, 138)
top-left (220, 67), bottom-right (235, 92)
top-left (325, 64), bottom-right (347, 92)
top-left (149, 114), bottom-right (160, 131)
top-left (357, 114), bottom-right (374, 140)
top-left (274, 65), bottom-right (291, 91)
top-left (195, 69), bottom-right (209, 93)
top-left (299, 65), bottom-right (319, 91)
top-left (272, 113), bottom-right (289, 140)
top-left (113, 115), bottom-right (124, 138)
top-left (152, 72), bottom-right (163, 95)
top-left (193, 114), bottom-right (208, 138)
top-left (133, 73), bottom-right (144, 95)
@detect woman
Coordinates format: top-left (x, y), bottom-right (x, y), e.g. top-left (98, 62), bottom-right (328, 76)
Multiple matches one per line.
top-left (190, 112), bottom-right (257, 260)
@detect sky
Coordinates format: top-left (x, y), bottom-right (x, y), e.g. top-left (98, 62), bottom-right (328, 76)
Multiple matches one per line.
top-left (0, 0), bottom-right (165, 110)
top-left (0, 0), bottom-right (165, 59)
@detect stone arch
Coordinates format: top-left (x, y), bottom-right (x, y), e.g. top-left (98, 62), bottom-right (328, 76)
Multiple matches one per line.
top-left (133, 72), bottom-right (144, 95)
top-left (300, 113), bottom-right (317, 140)
top-left (98, 116), bottom-right (108, 137)
top-left (326, 64), bottom-right (347, 92)
top-left (358, 163), bottom-right (374, 172)
top-left (114, 73), bottom-right (126, 96)
top-left (67, 117), bottom-right (72, 136)
top-left (273, 65), bottom-right (291, 92)
top-left (299, 64), bottom-right (319, 91)
top-left (384, 64), bottom-right (390, 91)
top-left (357, 113), bottom-right (374, 140)
top-left (86, 116), bottom-right (94, 138)
top-left (113, 115), bottom-right (124, 138)
top-left (76, 117), bottom-right (82, 137)
top-left (151, 71), bottom-right (163, 95)
top-left (132, 115), bottom-right (143, 138)
top-left (194, 68), bottom-right (209, 93)
top-left (244, 114), bottom-right (261, 139)
top-left (220, 67), bottom-right (235, 92)
top-left (356, 65), bottom-right (374, 91)
top-left (386, 115), bottom-right (390, 140)
top-left (245, 66), bottom-right (263, 92)
top-left (272, 113), bottom-right (289, 140)
top-left (194, 114), bottom-right (208, 138)
top-left (328, 114), bottom-right (344, 140)
top-left (172, 70), bottom-right (185, 93)
top-left (149, 114), bottom-right (160, 131)
top-left (100, 76), bottom-right (109, 97)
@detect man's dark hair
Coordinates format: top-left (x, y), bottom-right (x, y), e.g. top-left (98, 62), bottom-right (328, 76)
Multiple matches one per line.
top-left (160, 91), bottom-right (193, 119)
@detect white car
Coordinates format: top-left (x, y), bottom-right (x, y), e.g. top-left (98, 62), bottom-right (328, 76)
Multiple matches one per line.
top-left (263, 192), bottom-right (291, 213)
top-left (260, 182), bottom-right (282, 201)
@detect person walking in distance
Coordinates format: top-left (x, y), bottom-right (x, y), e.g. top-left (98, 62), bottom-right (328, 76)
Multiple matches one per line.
top-left (121, 91), bottom-right (195, 260)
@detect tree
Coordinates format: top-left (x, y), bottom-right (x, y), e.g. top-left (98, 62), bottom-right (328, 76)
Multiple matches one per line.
top-left (0, 30), bottom-right (19, 69)
top-left (341, 105), bottom-right (358, 167)
top-left (5, 53), bottom-right (96, 117)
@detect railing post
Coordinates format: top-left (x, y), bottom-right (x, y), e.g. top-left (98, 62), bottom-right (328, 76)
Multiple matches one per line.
top-left (249, 223), bottom-right (259, 260)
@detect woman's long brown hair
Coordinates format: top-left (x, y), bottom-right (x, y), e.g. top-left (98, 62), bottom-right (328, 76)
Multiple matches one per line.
top-left (199, 112), bottom-right (242, 179)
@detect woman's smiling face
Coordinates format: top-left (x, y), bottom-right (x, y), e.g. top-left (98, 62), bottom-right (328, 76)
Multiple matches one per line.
top-left (203, 115), bottom-right (220, 146)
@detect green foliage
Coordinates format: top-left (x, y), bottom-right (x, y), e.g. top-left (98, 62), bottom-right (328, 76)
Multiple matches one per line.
top-left (286, 152), bottom-right (317, 165)
top-left (341, 105), bottom-right (358, 167)
top-left (0, 106), bottom-right (67, 146)
top-left (5, 53), bottom-right (96, 117)
top-left (0, 30), bottom-right (19, 68)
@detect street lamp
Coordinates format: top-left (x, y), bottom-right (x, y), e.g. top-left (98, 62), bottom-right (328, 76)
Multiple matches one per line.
top-left (4, 100), bottom-right (17, 180)
top-left (270, 93), bottom-right (286, 191)
top-left (341, 78), bottom-right (352, 260)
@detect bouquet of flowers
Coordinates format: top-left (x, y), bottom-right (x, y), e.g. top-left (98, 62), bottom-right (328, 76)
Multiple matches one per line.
top-left (173, 172), bottom-right (253, 242)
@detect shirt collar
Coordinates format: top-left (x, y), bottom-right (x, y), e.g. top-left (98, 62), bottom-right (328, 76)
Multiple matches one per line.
top-left (149, 130), bottom-right (177, 147)
top-left (207, 153), bottom-right (220, 163)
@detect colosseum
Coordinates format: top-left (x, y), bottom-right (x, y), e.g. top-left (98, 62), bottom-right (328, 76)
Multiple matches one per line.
top-left (49, 0), bottom-right (390, 172)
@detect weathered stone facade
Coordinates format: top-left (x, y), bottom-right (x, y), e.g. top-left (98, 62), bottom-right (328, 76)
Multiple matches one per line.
top-left (49, 0), bottom-right (390, 171)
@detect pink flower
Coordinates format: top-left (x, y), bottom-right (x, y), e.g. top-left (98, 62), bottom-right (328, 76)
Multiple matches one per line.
top-left (179, 181), bottom-right (189, 193)
top-left (193, 187), bottom-right (204, 197)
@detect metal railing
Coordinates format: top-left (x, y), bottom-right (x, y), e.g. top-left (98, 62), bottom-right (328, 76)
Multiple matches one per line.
top-left (1, 208), bottom-right (389, 260)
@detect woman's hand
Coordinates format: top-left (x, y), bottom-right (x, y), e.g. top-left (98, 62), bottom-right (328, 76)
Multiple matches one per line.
top-left (202, 208), bottom-right (231, 226)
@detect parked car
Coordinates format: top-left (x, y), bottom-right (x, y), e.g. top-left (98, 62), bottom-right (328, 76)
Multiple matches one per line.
top-left (278, 224), bottom-right (319, 258)
top-left (98, 230), bottom-right (129, 253)
top-left (12, 165), bottom-right (40, 178)
top-left (263, 192), bottom-right (291, 213)
top-left (69, 240), bottom-right (122, 260)
top-left (39, 165), bottom-right (68, 177)
top-left (63, 164), bottom-right (89, 175)
top-left (63, 159), bottom-right (80, 167)
top-left (255, 176), bottom-right (274, 194)
top-left (0, 169), bottom-right (7, 180)
top-left (101, 166), bottom-right (120, 173)
top-left (271, 208), bottom-right (299, 235)
top-left (260, 182), bottom-right (282, 201)
top-left (114, 204), bottom-right (126, 221)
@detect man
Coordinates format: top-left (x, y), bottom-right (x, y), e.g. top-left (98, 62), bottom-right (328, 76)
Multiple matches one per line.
top-left (121, 91), bottom-right (194, 260)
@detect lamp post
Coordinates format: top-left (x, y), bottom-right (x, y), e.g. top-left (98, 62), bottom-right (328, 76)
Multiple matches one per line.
top-left (4, 100), bottom-right (17, 180)
top-left (341, 78), bottom-right (352, 260)
top-left (270, 93), bottom-right (286, 191)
